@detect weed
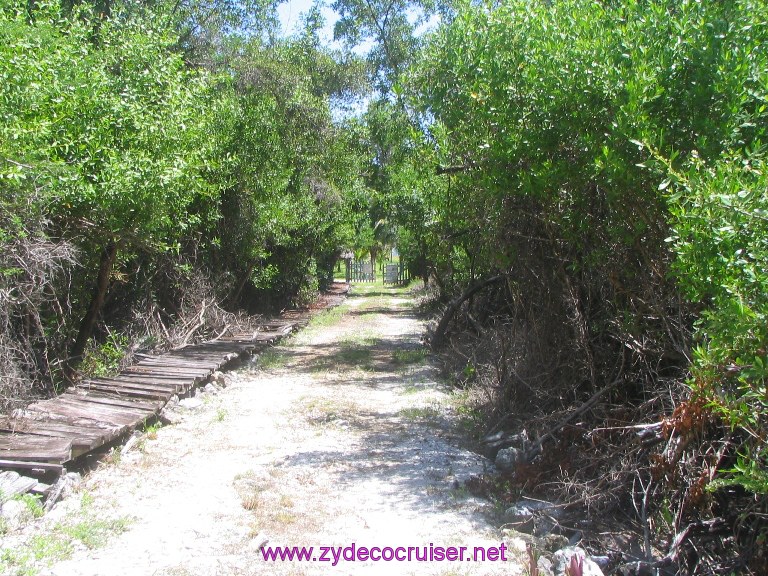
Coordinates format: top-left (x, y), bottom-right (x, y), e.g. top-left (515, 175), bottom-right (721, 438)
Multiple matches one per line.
top-left (214, 407), bottom-right (227, 422)
top-left (14, 493), bottom-right (44, 519)
top-left (0, 548), bottom-right (33, 575)
top-left (104, 446), bottom-right (122, 466)
top-left (272, 510), bottom-right (297, 525)
top-left (301, 397), bottom-right (357, 426)
top-left (60, 517), bottom-right (130, 549)
top-left (29, 534), bottom-right (71, 562)
top-left (401, 383), bottom-right (421, 395)
top-left (337, 345), bottom-right (372, 366)
top-left (397, 406), bottom-right (441, 420)
top-left (306, 306), bottom-right (345, 328)
top-left (79, 491), bottom-right (95, 510)
top-left (449, 390), bottom-right (485, 436)
top-left (80, 333), bottom-right (129, 378)
top-left (143, 422), bottom-right (161, 440)
top-left (392, 348), bottom-right (427, 365)
top-left (455, 404), bottom-right (484, 435)
top-left (0, 491), bottom-right (131, 575)
top-left (241, 493), bottom-right (261, 511)
top-left (257, 349), bottom-right (284, 369)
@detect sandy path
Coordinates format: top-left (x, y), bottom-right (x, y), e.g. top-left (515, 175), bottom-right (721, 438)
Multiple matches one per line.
top-left (28, 285), bottom-right (523, 575)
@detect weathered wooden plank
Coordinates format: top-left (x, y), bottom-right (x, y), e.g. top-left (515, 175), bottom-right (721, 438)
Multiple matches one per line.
top-left (0, 417), bottom-right (116, 444)
top-left (130, 362), bottom-right (213, 372)
top-left (77, 382), bottom-right (172, 401)
top-left (0, 423), bottom-right (112, 458)
top-left (0, 433), bottom-right (72, 464)
top-left (98, 374), bottom-right (192, 387)
top-left (182, 340), bottom-right (253, 348)
top-left (63, 391), bottom-right (163, 413)
top-left (0, 471), bottom-right (38, 502)
top-left (87, 376), bottom-right (184, 392)
top-left (0, 460), bottom-right (64, 475)
top-left (217, 332), bottom-right (257, 342)
top-left (125, 366), bottom-right (210, 378)
top-left (137, 359), bottom-right (221, 369)
top-left (138, 357), bottom-right (221, 369)
top-left (253, 332), bottom-right (283, 342)
top-left (27, 401), bottom-right (142, 430)
top-left (53, 396), bottom-right (154, 420)
top-left (169, 350), bottom-right (244, 359)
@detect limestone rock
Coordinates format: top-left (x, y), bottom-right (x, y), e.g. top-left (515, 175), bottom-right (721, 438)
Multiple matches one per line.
top-left (552, 546), bottom-right (604, 576)
top-left (495, 446), bottom-right (522, 472)
top-left (179, 396), bottom-right (203, 409)
top-left (503, 499), bottom-right (560, 535)
top-left (537, 555), bottom-right (555, 576)
top-left (1, 499), bottom-right (30, 530)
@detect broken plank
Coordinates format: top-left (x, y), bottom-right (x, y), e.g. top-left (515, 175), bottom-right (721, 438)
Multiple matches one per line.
top-left (0, 460), bottom-right (63, 476)
top-left (0, 433), bottom-right (72, 464)
top-left (0, 471), bottom-right (38, 502)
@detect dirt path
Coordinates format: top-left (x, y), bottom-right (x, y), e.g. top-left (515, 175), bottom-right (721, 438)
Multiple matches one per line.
top-left (9, 285), bottom-right (524, 575)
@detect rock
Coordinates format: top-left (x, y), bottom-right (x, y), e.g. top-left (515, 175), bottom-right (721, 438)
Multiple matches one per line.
top-left (179, 397), bottom-right (203, 409)
top-left (484, 429), bottom-right (529, 459)
top-left (504, 501), bottom-right (534, 532)
top-left (159, 407), bottom-right (183, 425)
top-left (211, 371), bottom-right (227, 386)
top-left (495, 446), bottom-right (522, 472)
top-left (1, 499), bottom-right (30, 530)
top-left (552, 547), bottom-right (604, 576)
top-left (43, 471), bottom-right (83, 512)
top-left (504, 499), bottom-right (560, 535)
top-left (543, 533), bottom-right (570, 552)
top-left (204, 383), bottom-right (219, 395)
top-left (537, 555), bottom-right (555, 576)
top-left (249, 532), bottom-right (269, 552)
top-left (122, 431), bottom-right (142, 454)
top-left (58, 472), bottom-right (82, 500)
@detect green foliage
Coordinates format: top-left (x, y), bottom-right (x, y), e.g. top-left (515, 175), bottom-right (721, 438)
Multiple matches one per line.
top-left (0, 0), bottom-right (372, 395)
top-left (667, 154), bottom-right (768, 495)
top-left (15, 493), bottom-right (45, 520)
top-left (406, 0), bottom-right (768, 497)
top-left (1, 1), bottom-right (213, 244)
top-left (80, 333), bottom-right (129, 378)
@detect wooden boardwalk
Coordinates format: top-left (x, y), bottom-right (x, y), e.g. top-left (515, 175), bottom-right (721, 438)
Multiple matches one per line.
top-left (0, 284), bottom-right (348, 476)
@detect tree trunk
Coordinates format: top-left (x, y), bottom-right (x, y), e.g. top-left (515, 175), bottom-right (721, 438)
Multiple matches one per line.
top-left (228, 261), bottom-right (256, 308)
top-left (67, 241), bottom-right (119, 375)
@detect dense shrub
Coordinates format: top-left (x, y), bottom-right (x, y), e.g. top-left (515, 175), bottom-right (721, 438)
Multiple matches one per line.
top-left (402, 0), bottom-right (768, 570)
